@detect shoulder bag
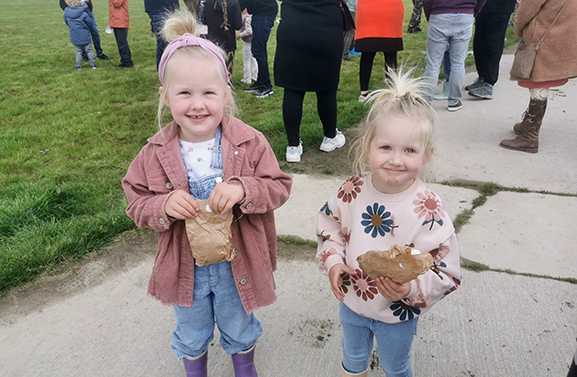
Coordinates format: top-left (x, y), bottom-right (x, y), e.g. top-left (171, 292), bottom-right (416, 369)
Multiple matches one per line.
top-left (510, 0), bottom-right (570, 80)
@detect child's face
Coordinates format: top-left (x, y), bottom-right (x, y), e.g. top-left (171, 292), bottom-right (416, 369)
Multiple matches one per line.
top-left (162, 57), bottom-right (228, 143)
top-left (368, 116), bottom-right (430, 194)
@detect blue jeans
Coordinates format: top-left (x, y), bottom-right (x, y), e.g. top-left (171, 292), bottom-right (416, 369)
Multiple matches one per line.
top-left (340, 302), bottom-right (418, 376)
top-left (171, 262), bottom-right (263, 359)
top-left (85, 10), bottom-right (103, 56)
top-left (251, 14), bottom-right (276, 89)
top-left (148, 11), bottom-right (169, 69)
top-left (423, 13), bottom-right (474, 105)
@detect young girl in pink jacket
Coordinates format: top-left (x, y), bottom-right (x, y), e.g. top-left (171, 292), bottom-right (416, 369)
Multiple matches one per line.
top-left (122, 10), bottom-right (291, 377)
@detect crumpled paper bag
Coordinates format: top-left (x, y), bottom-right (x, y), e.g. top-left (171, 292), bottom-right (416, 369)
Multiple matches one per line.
top-left (185, 199), bottom-right (235, 266)
top-left (356, 244), bottom-right (433, 284)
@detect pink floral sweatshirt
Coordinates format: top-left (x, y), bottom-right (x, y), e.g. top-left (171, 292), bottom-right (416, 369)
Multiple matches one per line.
top-left (316, 174), bottom-right (461, 323)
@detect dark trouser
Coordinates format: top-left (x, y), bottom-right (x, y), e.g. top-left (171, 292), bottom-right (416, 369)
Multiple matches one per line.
top-left (342, 11), bottom-right (356, 57)
top-left (283, 88), bottom-right (338, 146)
top-left (148, 11), bottom-right (169, 69)
top-left (251, 14), bottom-right (276, 90)
top-left (85, 10), bottom-right (103, 57)
top-left (359, 51), bottom-right (398, 92)
top-left (472, 11), bottom-right (513, 85)
top-left (113, 28), bottom-right (133, 67)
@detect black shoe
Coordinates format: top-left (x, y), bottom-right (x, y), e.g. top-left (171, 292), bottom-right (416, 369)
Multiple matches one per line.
top-left (407, 28), bottom-right (422, 34)
top-left (116, 63), bottom-right (133, 68)
top-left (97, 54), bottom-right (112, 61)
top-left (342, 55), bottom-right (354, 62)
top-left (254, 87), bottom-right (274, 98)
top-left (243, 83), bottom-right (261, 92)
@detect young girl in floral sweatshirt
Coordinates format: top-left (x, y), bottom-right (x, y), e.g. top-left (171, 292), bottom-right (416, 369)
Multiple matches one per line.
top-left (316, 69), bottom-right (461, 377)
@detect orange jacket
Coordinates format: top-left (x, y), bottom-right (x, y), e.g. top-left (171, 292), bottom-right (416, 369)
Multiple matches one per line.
top-left (109, 0), bottom-right (129, 28)
top-left (355, 0), bottom-right (404, 40)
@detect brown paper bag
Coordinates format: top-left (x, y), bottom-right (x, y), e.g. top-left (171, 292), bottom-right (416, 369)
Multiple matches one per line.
top-left (185, 199), bottom-right (235, 266)
top-left (356, 244), bottom-right (433, 284)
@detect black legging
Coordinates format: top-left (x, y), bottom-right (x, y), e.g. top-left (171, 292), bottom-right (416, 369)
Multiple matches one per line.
top-left (283, 88), bottom-right (338, 147)
top-left (359, 51), bottom-right (398, 92)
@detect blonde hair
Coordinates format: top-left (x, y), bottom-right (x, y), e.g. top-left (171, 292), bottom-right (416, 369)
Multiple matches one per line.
top-left (352, 68), bottom-right (437, 181)
top-left (157, 10), bottom-right (238, 130)
top-left (65, 0), bottom-right (82, 7)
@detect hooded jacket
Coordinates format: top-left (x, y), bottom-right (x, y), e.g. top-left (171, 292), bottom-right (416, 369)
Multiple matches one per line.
top-left (64, 6), bottom-right (94, 46)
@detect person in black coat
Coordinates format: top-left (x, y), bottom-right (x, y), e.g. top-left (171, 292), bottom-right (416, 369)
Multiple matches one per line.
top-left (274, 0), bottom-right (345, 163)
top-left (203, 0), bottom-right (242, 77)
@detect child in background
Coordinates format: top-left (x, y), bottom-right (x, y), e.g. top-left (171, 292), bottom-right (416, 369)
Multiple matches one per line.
top-left (237, 8), bottom-right (258, 84)
top-left (122, 10), bottom-right (291, 377)
top-left (316, 69), bottom-right (461, 377)
top-left (63, 0), bottom-right (97, 69)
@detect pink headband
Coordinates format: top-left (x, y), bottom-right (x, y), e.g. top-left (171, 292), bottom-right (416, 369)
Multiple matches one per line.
top-left (158, 33), bottom-right (228, 85)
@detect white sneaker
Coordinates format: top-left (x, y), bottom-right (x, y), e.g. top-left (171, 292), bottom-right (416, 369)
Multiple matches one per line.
top-left (319, 130), bottom-right (346, 152)
top-left (286, 142), bottom-right (303, 162)
top-left (240, 78), bottom-right (252, 84)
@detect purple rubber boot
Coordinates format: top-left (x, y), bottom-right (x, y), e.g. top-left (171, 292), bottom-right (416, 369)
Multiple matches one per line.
top-left (182, 349), bottom-right (208, 377)
top-left (231, 345), bottom-right (258, 377)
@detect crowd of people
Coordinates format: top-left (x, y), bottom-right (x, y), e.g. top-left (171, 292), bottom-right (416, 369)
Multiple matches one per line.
top-left (60, 0), bottom-right (576, 158)
top-left (54, 0), bottom-right (577, 376)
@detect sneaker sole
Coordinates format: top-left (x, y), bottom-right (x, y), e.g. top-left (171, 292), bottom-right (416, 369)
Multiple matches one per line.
top-left (319, 142), bottom-right (345, 152)
top-left (255, 92), bottom-right (273, 98)
top-left (447, 105), bottom-right (463, 112)
top-left (468, 91), bottom-right (492, 100)
top-left (286, 156), bottom-right (301, 162)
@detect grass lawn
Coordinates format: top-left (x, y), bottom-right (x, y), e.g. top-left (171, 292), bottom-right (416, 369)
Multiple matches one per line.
top-left (0, 0), bottom-right (518, 294)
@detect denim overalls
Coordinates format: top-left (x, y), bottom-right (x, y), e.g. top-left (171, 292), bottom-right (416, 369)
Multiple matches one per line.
top-left (187, 126), bottom-right (224, 201)
top-left (171, 125), bottom-right (263, 359)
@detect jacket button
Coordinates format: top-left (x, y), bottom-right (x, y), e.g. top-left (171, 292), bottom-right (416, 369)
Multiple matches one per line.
top-left (165, 182), bottom-right (173, 190)
top-left (215, 177), bottom-right (223, 184)
top-left (239, 279), bottom-right (247, 285)
top-left (246, 203), bottom-right (252, 209)
top-left (234, 151), bottom-right (239, 155)
top-left (159, 218), bottom-right (165, 225)
top-left (234, 249), bottom-right (239, 256)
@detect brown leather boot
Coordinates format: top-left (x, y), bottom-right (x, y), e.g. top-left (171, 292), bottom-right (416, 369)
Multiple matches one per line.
top-left (513, 98), bottom-right (547, 135)
top-left (501, 98), bottom-right (547, 153)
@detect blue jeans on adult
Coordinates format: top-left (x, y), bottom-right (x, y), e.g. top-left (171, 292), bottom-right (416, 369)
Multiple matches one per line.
top-left (148, 11), bottom-right (169, 69)
top-left (423, 13), bottom-right (474, 105)
top-left (251, 14), bottom-right (276, 90)
top-left (340, 302), bottom-right (418, 376)
top-left (171, 262), bottom-right (263, 359)
top-left (85, 10), bottom-right (103, 56)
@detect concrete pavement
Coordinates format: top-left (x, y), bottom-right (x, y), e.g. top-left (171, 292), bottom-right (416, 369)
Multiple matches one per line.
top-left (0, 54), bottom-right (576, 376)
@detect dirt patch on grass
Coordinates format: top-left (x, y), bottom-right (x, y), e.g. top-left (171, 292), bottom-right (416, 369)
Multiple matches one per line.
top-left (278, 128), bottom-right (357, 179)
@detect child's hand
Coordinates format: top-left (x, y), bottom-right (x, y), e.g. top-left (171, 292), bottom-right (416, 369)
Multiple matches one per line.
top-left (165, 190), bottom-right (199, 219)
top-left (328, 263), bottom-right (356, 301)
top-left (375, 276), bottom-right (411, 302)
top-left (208, 181), bottom-right (245, 214)
top-left (236, 34), bottom-right (241, 40)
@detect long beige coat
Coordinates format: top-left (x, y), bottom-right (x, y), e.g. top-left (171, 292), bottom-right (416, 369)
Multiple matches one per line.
top-left (512, 0), bottom-right (577, 82)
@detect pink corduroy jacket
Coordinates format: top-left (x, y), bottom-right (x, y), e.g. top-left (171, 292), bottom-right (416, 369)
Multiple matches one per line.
top-left (122, 115), bottom-right (292, 313)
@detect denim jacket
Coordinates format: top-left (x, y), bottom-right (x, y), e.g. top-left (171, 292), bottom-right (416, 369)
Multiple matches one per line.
top-left (122, 115), bottom-right (292, 312)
